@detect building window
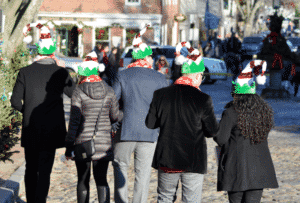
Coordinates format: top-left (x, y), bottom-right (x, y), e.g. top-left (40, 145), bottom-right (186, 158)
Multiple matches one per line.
top-left (224, 0), bottom-right (229, 10)
top-left (125, 0), bottom-right (141, 6)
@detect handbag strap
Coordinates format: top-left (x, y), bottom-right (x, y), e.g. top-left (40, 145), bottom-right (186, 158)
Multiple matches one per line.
top-left (92, 90), bottom-right (106, 140)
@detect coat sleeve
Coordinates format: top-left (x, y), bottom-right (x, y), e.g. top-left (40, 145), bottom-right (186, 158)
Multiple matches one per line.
top-left (201, 95), bottom-right (219, 138)
top-left (145, 90), bottom-right (159, 129)
top-left (65, 88), bottom-right (82, 147)
top-left (213, 109), bottom-right (233, 146)
top-left (109, 91), bottom-right (123, 123)
top-left (63, 70), bottom-right (76, 98)
top-left (112, 73), bottom-right (122, 101)
top-left (11, 69), bottom-right (25, 113)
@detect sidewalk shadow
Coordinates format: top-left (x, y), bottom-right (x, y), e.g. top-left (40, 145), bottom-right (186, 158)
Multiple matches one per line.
top-left (273, 125), bottom-right (300, 135)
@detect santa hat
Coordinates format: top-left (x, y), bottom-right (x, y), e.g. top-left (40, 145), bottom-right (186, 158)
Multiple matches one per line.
top-left (232, 60), bottom-right (267, 94)
top-left (131, 23), bottom-right (153, 59)
top-left (23, 22), bottom-right (56, 55)
top-left (175, 41), bottom-right (205, 74)
top-left (77, 51), bottom-right (105, 76)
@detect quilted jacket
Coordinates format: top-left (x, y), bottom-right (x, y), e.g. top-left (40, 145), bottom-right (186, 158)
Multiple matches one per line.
top-left (65, 81), bottom-right (123, 160)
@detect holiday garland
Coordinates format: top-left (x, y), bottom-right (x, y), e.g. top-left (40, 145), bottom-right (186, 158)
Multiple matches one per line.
top-left (42, 20), bottom-right (92, 32)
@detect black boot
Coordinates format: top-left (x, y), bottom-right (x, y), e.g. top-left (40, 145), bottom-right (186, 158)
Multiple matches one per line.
top-left (77, 189), bottom-right (89, 203)
top-left (97, 186), bottom-right (110, 203)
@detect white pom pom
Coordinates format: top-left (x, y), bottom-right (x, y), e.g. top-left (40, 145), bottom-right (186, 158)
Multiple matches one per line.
top-left (139, 43), bottom-right (148, 51)
top-left (47, 22), bottom-right (54, 29)
top-left (99, 64), bottom-right (105, 72)
top-left (23, 36), bottom-right (32, 44)
top-left (256, 75), bottom-right (266, 85)
top-left (185, 42), bottom-right (191, 49)
top-left (175, 55), bottom-right (188, 65)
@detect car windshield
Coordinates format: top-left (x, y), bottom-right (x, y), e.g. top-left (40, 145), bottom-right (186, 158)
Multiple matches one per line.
top-left (288, 38), bottom-right (300, 45)
top-left (125, 47), bottom-right (176, 58)
top-left (243, 37), bottom-right (263, 44)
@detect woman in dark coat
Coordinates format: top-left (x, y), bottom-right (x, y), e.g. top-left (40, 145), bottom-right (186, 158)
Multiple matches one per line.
top-left (65, 52), bottom-right (123, 203)
top-left (214, 91), bottom-right (278, 202)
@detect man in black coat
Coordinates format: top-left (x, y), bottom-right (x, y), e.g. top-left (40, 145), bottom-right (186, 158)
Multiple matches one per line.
top-left (11, 24), bottom-right (76, 203)
top-left (145, 42), bottom-right (219, 202)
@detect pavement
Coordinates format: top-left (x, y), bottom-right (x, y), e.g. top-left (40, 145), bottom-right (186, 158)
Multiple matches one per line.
top-left (1, 67), bottom-right (300, 202)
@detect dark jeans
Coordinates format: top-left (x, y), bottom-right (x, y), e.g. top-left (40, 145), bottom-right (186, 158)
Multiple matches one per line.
top-left (75, 159), bottom-right (110, 203)
top-left (24, 148), bottom-right (56, 203)
top-left (228, 189), bottom-right (263, 203)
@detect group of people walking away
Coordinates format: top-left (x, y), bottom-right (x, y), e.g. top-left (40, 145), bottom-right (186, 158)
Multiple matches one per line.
top-left (11, 22), bottom-right (278, 203)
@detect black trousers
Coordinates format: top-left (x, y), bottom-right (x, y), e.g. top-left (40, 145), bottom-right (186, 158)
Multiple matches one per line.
top-left (75, 159), bottom-right (110, 203)
top-left (24, 148), bottom-right (56, 203)
top-left (228, 189), bottom-right (263, 203)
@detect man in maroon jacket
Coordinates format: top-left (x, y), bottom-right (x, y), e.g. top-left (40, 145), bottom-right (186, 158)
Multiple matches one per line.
top-left (145, 42), bottom-right (219, 202)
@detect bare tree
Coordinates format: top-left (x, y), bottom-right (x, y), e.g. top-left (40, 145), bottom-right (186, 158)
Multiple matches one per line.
top-left (235, 0), bottom-right (265, 37)
top-left (235, 0), bottom-right (296, 37)
top-left (1, 0), bottom-right (45, 59)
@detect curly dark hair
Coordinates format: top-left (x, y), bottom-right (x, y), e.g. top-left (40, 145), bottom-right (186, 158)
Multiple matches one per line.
top-left (225, 94), bottom-right (274, 145)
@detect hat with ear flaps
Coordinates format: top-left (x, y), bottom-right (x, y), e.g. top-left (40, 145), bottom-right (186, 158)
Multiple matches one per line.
top-left (132, 23), bottom-right (153, 59)
top-left (23, 23), bottom-right (57, 55)
top-left (77, 51), bottom-right (105, 76)
top-left (175, 41), bottom-right (205, 74)
top-left (232, 60), bottom-right (267, 94)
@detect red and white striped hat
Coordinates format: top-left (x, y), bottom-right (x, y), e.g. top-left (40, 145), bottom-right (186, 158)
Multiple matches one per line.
top-left (174, 41), bottom-right (205, 73)
top-left (23, 22), bottom-right (56, 55)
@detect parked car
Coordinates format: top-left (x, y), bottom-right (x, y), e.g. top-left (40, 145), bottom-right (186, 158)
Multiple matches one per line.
top-left (286, 37), bottom-right (300, 54)
top-left (119, 45), bottom-right (227, 84)
top-left (240, 35), bottom-right (265, 57)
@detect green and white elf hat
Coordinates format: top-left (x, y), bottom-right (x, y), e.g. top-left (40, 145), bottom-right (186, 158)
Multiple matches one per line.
top-left (132, 23), bottom-right (153, 59)
top-left (23, 22), bottom-right (57, 55)
top-left (77, 51), bottom-right (105, 76)
top-left (175, 41), bottom-right (205, 74)
top-left (233, 60), bottom-right (267, 94)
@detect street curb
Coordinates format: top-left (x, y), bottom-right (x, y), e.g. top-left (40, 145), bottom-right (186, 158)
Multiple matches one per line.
top-left (0, 162), bottom-right (25, 203)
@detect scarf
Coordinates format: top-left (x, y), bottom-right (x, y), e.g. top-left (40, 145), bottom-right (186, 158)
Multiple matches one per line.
top-left (34, 54), bottom-right (65, 67)
top-left (102, 51), bottom-right (109, 65)
top-left (174, 76), bottom-right (200, 90)
top-left (158, 64), bottom-right (169, 74)
top-left (264, 32), bottom-right (282, 46)
top-left (79, 75), bottom-right (102, 85)
top-left (127, 59), bottom-right (152, 69)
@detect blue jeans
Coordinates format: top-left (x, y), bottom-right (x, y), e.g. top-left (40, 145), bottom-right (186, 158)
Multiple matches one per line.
top-left (157, 169), bottom-right (204, 203)
top-left (113, 141), bottom-right (157, 203)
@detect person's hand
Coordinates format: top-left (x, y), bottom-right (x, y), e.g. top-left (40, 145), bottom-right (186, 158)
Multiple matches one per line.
top-left (112, 122), bottom-right (120, 132)
top-left (65, 147), bottom-right (74, 160)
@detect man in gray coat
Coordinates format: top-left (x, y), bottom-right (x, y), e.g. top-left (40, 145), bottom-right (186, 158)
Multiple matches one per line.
top-left (112, 24), bottom-right (168, 203)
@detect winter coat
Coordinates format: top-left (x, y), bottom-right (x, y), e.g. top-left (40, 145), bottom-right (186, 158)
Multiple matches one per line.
top-left (146, 85), bottom-right (219, 173)
top-left (65, 81), bottom-right (123, 161)
top-left (214, 105), bottom-right (279, 192)
top-left (11, 58), bottom-right (76, 150)
top-left (112, 67), bottom-right (168, 142)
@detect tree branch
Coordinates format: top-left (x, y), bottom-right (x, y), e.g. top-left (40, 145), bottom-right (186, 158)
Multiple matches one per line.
top-left (235, 0), bottom-right (246, 20)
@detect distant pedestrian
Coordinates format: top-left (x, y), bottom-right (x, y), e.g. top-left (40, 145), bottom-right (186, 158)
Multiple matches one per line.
top-left (107, 47), bottom-right (119, 86)
top-left (224, 28), bottom-right (242, 80)
top-left (155, 55), bottom-right (172, 85)
top-left (214, 61), bottom-right (278, 203)
top-left (93, 42), bottom-right (103, 61)
top-left (65, 51), bottom-right (123, 203)
top-left (112, 23), bottom-right (168, 203)
top-left (146, 41), bottom-right (219, 203)
top-left (98, 43), bottom-right (111, 84)
top-left (11, 23), bottom-right (76, 203)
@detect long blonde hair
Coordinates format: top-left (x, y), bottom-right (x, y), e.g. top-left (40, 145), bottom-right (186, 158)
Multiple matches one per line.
top-left (155, 55), bottom-right (169, 68)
